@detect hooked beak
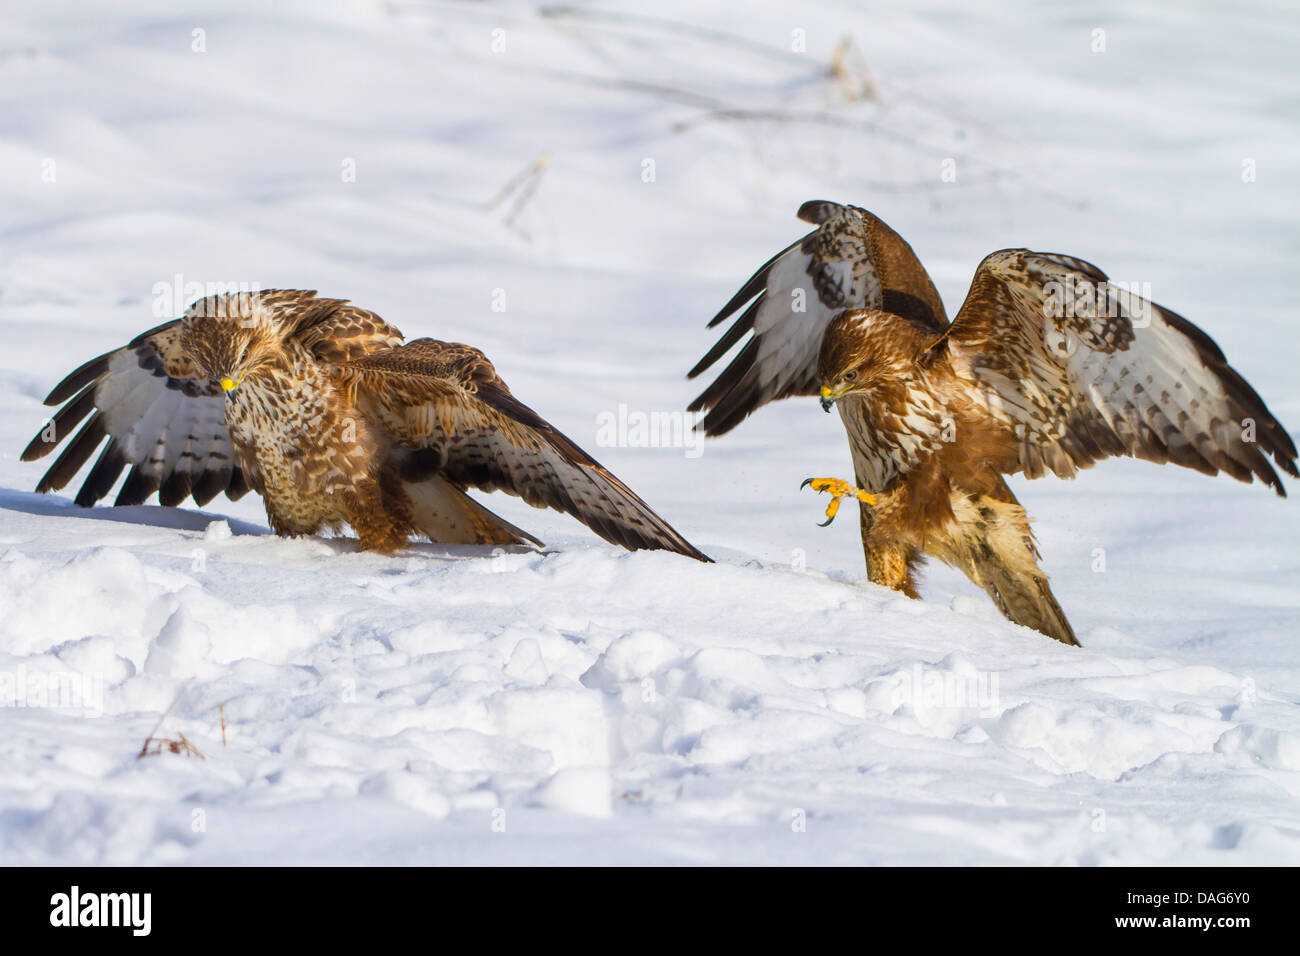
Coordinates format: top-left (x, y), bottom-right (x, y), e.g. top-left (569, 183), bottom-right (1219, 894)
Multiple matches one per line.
top-left (220, 369), bottom-right (247, 394)
top-left (819, 385), bottom-right (836, 412)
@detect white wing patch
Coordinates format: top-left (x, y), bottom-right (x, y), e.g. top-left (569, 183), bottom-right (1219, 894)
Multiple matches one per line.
top-left (949, 250), bottom-right (1297, 490)
top-left (749, 249), bottom-right (848, 400)
top-left (24, 327), bottom-right (246, 507)
top-left (688, 202), bottom-right (892, 436)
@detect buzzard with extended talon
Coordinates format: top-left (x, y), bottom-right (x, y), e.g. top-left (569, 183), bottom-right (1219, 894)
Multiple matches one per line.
top-left (23, 290), bottom-right (709, 561)
top-left (690, 202), bottom-right (1296, 644)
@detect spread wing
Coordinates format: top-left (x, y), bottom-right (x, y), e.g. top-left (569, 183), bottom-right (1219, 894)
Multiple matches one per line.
top-left (20, 321), bottom-right (251, 507)
top-left (336, 339), bottom-right (711, 561)
top-left (21, 292), bottom-right (407, 510)
top-left (943, 249), bottom-right (1298, 492)
top-left (688, 200), bottom-right (948, 435)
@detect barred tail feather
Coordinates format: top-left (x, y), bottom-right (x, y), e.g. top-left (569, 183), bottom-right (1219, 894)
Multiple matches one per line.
top-left (403, 475), bottom-right (541, 548)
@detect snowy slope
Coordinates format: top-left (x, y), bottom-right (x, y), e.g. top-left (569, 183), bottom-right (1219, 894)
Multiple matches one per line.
top-left (0, 0), bottom-right (1298, 865)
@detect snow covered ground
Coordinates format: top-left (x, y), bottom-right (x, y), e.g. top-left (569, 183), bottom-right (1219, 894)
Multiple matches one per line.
top-left (1, 0), bottom-right (1298, 865)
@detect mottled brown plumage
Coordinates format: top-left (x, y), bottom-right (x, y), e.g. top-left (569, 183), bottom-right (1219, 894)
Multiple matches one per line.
top-left (693, 202), bottom-right (1297, 644)
top-left (24, 290), bottom-right (709, 561)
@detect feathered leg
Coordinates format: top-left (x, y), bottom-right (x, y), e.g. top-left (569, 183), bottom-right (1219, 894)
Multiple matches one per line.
top-left (802, 471), bottom-right (1077, 644)
top-left (940, 481), bottom-right (1079, 646)
top-left (803, 474), bottom-right (923, 598)
top-left (344, 474), bottom-right (413, 554)
top-left (861, 507), bottom-right (923, 599)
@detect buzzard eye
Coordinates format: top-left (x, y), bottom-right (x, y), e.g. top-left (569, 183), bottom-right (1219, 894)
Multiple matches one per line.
top-left (844, 370), bottom-right (858, 382)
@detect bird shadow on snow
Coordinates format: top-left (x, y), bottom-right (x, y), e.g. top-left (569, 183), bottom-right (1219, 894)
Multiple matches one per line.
top-left (0, 487), bottom-right (272, 537)
top-left (0, 486), bottom-right (548, 562)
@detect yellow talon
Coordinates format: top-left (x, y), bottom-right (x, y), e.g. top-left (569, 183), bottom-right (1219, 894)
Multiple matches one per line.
top-left (800, 477), bottom-right (876, 527)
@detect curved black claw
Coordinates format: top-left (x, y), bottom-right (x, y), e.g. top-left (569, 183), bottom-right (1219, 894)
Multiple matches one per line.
top-left (800, 478), bottom-right (814, 491)
top-left (817, 514), bottom-right (836, 528)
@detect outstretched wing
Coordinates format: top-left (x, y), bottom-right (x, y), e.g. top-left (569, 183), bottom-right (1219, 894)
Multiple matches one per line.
top-left (21, 321), bottom-right (251, 507)
top-left (337, 339), bottom-right (711, 561)
top-left (688, 200), bottom-right (947, 435)
top-left (21, 292), bottom-right (408, 510)
top-left (943, 249), bottom-right (1298, 493)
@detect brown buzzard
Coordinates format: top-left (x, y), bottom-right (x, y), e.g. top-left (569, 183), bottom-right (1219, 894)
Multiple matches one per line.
top-left (690, 201), bottom-right (1296, 644)
top-left (24, 290), bottom-right (708, 560)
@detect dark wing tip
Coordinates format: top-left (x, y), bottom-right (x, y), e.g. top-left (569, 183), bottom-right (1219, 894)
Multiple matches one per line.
top-left (1154, 304), bottom-right (1299, 494)
top-left (1276, 452), bottom-right (1300, 481)
top-left (688, 296), bottom-right (762, 380)
top-left (601, 496), bottom-right (711, 562)
top-left (653, 542), bottom-right (713, 563)
top-left (797, 200), bottom-right (845, 225)
top-left (679, 542), bottom-right (713, 563)
top-left (33, 411), bottom-right (106, 495)
top-left (696, 384), bottom-right (763, 437)
top-left (615, 518), bottom-right (713, 563)
top-left (24, 383), bottom-right (101, 461)
top-left (115, 463), bottom-right (162, 507)
top-left (44, 353), bottom-right (112, 406)
top-left (20, 432), bottom-right (53, 462)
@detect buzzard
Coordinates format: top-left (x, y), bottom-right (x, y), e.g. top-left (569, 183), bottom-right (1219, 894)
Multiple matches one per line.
top-left (690, 201), bottom-right (1296, 644)
top-left (24, 290), bottom-right (708, 561)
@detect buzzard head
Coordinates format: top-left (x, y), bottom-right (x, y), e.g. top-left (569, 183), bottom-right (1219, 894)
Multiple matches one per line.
top-left (817, 308), bottom-right (922, 411)
top-left (180, 293), bottom-right (284, 394)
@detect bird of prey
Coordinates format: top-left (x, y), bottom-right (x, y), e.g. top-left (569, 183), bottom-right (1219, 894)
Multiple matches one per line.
top-left (689, 201), bottom-right (1296, 644)
top-left (24, 290), bottom-right (708, 561)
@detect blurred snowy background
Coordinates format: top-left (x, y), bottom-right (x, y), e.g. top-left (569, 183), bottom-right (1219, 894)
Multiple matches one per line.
top-left (0, 0), bottom-right (1297, 864)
